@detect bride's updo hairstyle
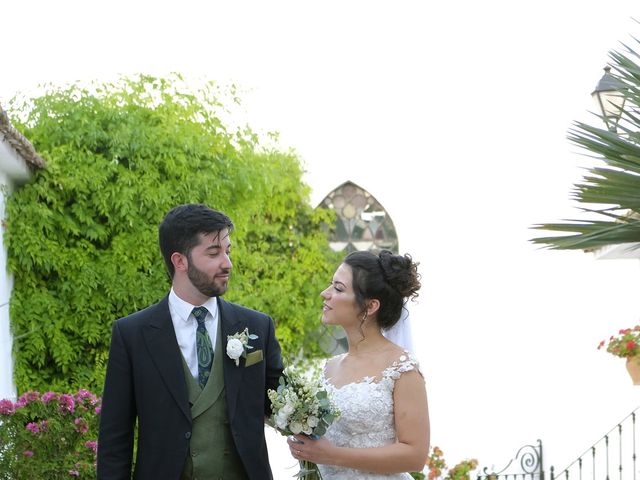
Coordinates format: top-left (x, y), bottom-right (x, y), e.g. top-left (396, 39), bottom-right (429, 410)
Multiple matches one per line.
top-left (344, 249), bottom-right (421, 331)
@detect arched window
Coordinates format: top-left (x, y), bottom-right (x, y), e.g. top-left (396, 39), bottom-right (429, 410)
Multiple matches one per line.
top-left (317, 181), bottom-right (400, 354)
top-left (318, 181), bottom-right (398, 254)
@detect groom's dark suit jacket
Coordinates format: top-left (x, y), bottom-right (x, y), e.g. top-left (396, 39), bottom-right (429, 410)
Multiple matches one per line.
top-left (97, 295), bottom-right (283, 480)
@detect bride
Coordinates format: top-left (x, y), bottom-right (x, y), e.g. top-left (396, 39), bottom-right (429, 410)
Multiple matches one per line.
top-left (287, 250), bottom-right (430, 479)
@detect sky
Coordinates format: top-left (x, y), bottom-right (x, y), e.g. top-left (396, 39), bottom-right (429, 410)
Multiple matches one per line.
top-left (3, 1), bottom-right (640, 477)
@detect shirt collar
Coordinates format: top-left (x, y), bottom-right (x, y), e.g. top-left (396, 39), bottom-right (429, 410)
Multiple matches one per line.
top-left (169, 288), bottom-right (219, 323)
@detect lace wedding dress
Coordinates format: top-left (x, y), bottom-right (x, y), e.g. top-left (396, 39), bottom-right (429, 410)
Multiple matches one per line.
top-left (317, 351), bottom-right (420, 480)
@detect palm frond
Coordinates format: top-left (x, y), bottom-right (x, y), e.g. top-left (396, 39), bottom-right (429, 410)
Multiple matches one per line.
top-left (531, 219), bottom-right (640, 250)
top-left (532, 31), bottom-right (640, 250)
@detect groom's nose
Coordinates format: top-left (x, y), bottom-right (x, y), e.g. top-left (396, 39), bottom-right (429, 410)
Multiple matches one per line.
top-left (221, 253), bottom-right (232, 270)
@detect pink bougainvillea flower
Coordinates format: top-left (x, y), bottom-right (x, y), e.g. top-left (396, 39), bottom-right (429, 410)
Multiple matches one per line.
top-left (26, 422), bottom-right (40, 434)
top-left (75, 389), bottom-right (99, 405)
top-left (58, 394), bottom-right (76, 414)
top-left (74, 417), bottom-right (89, 433)
top-left (0, 399), bottom-right (15, 415)
top-left (42, 391), bottom-right (60, 404)
top-left (15, 391), bottom-right (40, 409)
top-left (85, 440), bottom-right (98, 452)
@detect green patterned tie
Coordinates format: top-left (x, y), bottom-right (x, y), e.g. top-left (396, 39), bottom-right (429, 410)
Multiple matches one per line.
top-left (192, 306), bottom-right (213, 388)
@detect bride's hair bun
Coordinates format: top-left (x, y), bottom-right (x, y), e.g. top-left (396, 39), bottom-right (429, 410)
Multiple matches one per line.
top-left (344, 249), bottom-right (421, 331)
top-left (378, 250), bottom-right (421, 301)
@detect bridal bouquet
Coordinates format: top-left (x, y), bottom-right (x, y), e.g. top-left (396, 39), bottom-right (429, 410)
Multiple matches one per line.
top-left (267, 364), bottom-right (339, 479)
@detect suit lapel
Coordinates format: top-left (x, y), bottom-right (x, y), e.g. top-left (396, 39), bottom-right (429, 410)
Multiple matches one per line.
top-left (142, 296), bottom-right (191, 421)
top-left (219, 298), bottom-right (244, 421)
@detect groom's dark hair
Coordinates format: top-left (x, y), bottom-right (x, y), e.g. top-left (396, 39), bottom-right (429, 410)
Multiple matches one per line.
top-left (159, 203), bottom-right (234, 278)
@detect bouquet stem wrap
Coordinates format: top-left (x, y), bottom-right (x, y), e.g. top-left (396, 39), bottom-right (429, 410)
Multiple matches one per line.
top-left (298, 459), bottom-right (322, 479)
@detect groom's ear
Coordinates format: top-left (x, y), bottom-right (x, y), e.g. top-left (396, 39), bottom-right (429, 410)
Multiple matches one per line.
top-left (366, 299), bottom-right (380, 317)
top-left (171, 252), bottom-right (188, 273)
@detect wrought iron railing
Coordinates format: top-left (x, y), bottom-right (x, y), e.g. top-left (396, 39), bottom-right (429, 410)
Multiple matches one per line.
top-left (476, 440), bottom-right (544, 480)
top-left (550, 407), bottom-right (640, 480)
top-left (473, 407), bottom-right (640, 480)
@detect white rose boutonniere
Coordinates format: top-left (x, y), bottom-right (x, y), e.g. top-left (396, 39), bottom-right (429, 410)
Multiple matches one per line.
top-left (226, 328), bottom-right (258, 366)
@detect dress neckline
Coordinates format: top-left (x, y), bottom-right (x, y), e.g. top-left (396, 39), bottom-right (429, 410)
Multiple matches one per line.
top-left (323, 350), bottom-right (414, 390)
top-left (324, 375), bottom-right (377, 390)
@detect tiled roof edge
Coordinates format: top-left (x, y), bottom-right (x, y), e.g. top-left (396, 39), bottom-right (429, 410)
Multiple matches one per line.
top-left (0, 104), bottom-right (45, 169)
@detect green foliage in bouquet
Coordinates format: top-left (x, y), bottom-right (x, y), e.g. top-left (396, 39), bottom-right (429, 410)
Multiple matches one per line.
top-left (0, 389), bottom-right (101, 479)
top-left (4, 74), bottom-right (340, 393)
top-left (267, 363), bottom-right (339, 438)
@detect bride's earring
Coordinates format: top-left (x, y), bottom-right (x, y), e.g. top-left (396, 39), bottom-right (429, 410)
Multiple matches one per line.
top-left (357, 311), bottom-right (368, 341)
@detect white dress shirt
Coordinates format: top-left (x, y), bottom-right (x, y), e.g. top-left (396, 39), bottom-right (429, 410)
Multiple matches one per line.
top-left (168, 288), bottom-right (219, 380)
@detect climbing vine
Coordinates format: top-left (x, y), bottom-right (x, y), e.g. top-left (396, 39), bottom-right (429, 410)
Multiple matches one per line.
top-left (5, 74), bottom-right (339, 393)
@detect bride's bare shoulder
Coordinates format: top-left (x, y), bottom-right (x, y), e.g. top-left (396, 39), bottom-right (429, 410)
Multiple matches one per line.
top-left (323, 353), bottom-right (345, 377)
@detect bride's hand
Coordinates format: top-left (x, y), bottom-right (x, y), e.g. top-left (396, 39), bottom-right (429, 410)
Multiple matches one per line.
top-left (286, 434), bottom-right (335, 465)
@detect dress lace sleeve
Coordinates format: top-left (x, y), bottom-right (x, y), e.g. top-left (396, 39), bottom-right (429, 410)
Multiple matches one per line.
top-left (382, 351), bottom-right (421, 381)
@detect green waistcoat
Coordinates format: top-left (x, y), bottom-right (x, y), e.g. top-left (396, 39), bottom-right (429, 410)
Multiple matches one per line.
top-left (180, 319), bottom-right (247, 480)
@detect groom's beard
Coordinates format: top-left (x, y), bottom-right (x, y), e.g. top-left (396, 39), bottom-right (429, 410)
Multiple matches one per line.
top-left (187, 262), bottom-right (229, 298)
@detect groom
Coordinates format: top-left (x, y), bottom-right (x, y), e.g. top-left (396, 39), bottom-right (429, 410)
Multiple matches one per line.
top-left (97, 204), bottom-right (284, 480)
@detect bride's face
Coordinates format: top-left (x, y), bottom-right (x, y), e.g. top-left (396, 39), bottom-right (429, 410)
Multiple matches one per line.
top-left (320, 263), bottom-right (362, 327)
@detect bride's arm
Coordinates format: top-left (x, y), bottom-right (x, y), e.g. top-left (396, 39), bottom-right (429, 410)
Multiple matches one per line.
top-left (289, 369), bottom-right (430, 474)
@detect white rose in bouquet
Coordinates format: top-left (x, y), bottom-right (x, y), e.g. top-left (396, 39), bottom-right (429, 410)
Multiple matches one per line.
top-left (306, 415), bottom-right (319, 428)
top-left (289, 421), bottom-right (304, 435)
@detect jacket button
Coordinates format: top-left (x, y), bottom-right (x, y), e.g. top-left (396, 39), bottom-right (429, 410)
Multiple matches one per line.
top-left (185, 432), bottom-right (191, 439)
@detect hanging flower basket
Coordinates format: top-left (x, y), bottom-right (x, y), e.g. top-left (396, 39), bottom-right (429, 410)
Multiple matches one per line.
top-left (598, 326), bottom-right (640, 385)
top-left (627, 357), bottom-right (640, 385)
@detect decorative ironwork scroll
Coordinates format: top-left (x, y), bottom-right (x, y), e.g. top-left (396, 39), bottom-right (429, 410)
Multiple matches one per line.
top-left (478, 440), bottom-right (544, 480)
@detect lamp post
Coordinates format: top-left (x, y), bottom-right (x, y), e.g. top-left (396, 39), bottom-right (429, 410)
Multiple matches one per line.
top-left (591, 65), bottom-right (625, 132)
